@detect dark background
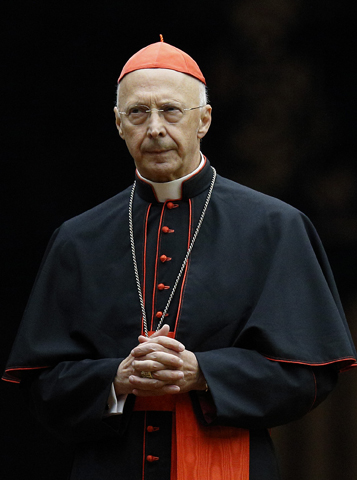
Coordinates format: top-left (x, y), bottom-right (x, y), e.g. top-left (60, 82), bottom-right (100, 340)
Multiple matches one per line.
top-left (2, 1), bottom-right (357, 479)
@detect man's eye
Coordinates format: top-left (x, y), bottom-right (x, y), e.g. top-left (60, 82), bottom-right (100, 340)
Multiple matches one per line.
top-left (163, 106), bottom-right (180, 113)
top-left (129, 106), bottom-right (147, 115)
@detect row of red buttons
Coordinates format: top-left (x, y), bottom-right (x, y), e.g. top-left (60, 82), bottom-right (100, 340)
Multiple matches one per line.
top-left (146, 202), bottom-right (178, 465)
top-left (157, 216), bottom-right (175, 312)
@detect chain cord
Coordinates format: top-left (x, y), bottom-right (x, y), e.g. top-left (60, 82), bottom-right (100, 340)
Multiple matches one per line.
top-left (129, 167), bottom-right (216, 337)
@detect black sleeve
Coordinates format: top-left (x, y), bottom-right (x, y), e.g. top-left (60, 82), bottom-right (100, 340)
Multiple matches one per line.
top-left (193, 347), bottom-right (338, 429)
top-left (21, 358), bottom-right (136, 444)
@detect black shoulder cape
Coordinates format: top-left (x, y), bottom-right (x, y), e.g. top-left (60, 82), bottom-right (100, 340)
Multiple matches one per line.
top-left (4, 161), bottom-right (356, 383)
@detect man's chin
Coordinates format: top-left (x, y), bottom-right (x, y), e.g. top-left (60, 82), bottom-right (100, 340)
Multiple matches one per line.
top-left (139, 159), bottom-right (182, 183)
top-left (145, 150), bottom-right (173, 160)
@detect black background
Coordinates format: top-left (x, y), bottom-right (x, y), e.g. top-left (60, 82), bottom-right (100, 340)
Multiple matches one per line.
top-left (2, 1), bottom-right (357, 479)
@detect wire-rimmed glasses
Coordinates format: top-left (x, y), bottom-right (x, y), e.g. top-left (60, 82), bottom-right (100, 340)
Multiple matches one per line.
top-left (118, 104), bottom-right (205, 125)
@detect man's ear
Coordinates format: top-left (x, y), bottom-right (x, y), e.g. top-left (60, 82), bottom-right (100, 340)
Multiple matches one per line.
top-left (114, 106), bottom-right (124, 139)
top-left (197, 105), bottom-right (212, 139)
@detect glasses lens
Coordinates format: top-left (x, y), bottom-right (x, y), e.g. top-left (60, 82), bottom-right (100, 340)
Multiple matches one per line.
top-left (127, 106), bottom-right (149, 125)
top-left (162, 106), bottom-right (183, 124)
top-left (125, 105), bottom-right (185, 125)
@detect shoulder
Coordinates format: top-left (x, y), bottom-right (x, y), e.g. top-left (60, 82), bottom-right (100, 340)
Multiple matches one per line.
top-left (213, 174), bottom-right (315, 235)
top-left (214, 174), bottom-right (299, 213)
top-left (55, 185), bottom-right (133, 243)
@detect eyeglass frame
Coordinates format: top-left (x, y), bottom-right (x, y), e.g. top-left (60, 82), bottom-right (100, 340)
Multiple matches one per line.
top-left (117, 104), bottom-right (206, 125)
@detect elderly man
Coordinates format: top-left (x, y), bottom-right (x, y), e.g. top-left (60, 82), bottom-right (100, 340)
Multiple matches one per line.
top-left (3, 38), bottom-right (356, 480)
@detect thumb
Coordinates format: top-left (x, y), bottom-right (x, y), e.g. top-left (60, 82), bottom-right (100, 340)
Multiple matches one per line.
top-left (150, 324), bottom-right (170, 338)
top-left (138, 324), bottom-right (170, 343)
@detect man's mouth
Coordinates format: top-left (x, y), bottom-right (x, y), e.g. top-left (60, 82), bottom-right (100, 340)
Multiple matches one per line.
top-left (145, 149), bottom-right (171, 155)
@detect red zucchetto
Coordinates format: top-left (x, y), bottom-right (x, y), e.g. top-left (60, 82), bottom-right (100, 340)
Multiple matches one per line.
top-left (117, 36), bottom-right (206, 85)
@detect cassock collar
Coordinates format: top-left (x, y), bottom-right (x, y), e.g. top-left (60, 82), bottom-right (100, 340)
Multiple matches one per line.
top-left (135, 155), bottom-right (213, 203)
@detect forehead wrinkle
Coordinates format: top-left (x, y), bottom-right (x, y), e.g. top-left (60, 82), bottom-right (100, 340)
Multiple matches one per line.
top-left (119, 69), bottom-right (201, 108)
top-left (122, 86), bottom-right (192, 107)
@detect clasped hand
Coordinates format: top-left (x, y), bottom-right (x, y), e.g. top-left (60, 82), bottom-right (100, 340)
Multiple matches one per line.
top-left (114, 325), bottom-right (206, 397)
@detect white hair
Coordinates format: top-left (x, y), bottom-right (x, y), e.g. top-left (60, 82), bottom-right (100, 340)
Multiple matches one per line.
top-left (115, 77), bottom-right (208, 107)
top-left (199, 82), bottom-right (209, 105)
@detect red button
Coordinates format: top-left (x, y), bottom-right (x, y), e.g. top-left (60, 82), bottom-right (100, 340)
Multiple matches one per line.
top-left (160, 255), bottom-right (171, 263)
top-left (162, 226), bottom-right (174, 234)
top-left (158, 283), bottom-right (169, 291)
top-left (147, 426), bottom-right (160, 433)
top-left (167, 202), bottom-right (178, 209)
top-left (156, 311), bottom-right (169, 318)
top-left (146, 455), bottom-right (159, 462)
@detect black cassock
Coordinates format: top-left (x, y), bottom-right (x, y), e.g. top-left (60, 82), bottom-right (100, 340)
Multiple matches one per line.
top-left (4, 159), bottom-right (356, 480)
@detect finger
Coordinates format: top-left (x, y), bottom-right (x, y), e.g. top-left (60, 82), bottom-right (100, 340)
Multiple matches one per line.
top-left (132, 336), bottom-right (185, 356)
top-left (129, 375), bottom-right (168, 390)
top-left (129, 375), bottom-right (181, 395)
top-left (131, 343), bottom-right (176, 358)
top-left (150, 324), bottom-right (171, 338)
top-left (132, 359), bottom-right (163, 370)
top-left (130, 369), bottom-right (184, 383)
top-left (132, 384), bottom-right (181, 396)
top-left (149, 335), bottom-right (185, 351)
top-left (133, 352), bottom-right (183, 370)
top-left (152, 369), bottom-right (184, 383)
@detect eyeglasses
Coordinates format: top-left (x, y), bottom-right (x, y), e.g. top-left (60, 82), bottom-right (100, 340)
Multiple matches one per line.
top-left (118, 104), bottom-right (205, 125)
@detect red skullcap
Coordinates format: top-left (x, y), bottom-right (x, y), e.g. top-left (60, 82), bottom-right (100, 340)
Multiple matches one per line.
top-left (118, 37), bottom-right (206, 85)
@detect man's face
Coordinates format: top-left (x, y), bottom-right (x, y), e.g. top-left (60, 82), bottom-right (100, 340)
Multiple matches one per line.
top-left (114, 69), bottom-right (212, 182)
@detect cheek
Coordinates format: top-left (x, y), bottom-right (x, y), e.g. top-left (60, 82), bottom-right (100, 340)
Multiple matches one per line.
top-left (169, 126), bottom-right (192, 147)
top-left (124, 131), bottom-right (143, 152)
top-left (178, 127), bottom-right (199, 150)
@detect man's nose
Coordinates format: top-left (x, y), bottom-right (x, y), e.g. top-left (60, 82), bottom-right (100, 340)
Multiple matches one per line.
top-left (147, 110), bottom-right (166, 138)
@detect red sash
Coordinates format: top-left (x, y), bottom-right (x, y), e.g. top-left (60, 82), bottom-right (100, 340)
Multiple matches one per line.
top-left (134, 393), bottom-right (250, 480)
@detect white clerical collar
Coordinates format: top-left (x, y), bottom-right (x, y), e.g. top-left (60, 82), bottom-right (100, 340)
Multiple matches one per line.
top-left (136, 153), bottom-right (205, 203)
